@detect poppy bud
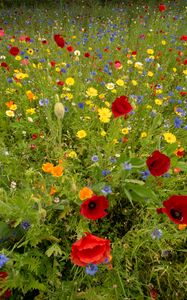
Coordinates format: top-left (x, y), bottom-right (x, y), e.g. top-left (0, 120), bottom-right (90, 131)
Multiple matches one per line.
top-left (54, 102), bottom-right (65, 119)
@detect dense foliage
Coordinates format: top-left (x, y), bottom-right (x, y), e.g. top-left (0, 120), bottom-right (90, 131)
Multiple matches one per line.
top-left (0, 1), bottom-right (187, 299)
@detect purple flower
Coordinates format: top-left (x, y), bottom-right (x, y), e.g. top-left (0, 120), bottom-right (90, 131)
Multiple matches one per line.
top-left (85, 264), bottom-right (98, 276)
top-left (91, 155), bottom-right (99, 162)
top-left (101, 186), bottom-right (112, 195)
top-left (123, 162), bottom-right (132, 170)
top-left (151, 229), bottom-right (163, 240)
top-left (39, 98), bottom-right (49, 106)
top-left (140, 170), bottom-right (150, 180)
top-left (102, 170), bottom-right (111, 177)
top-left (0, 254), bottom-right (9, 268)
top-left (21, 221), bottom-right (30, 230)
top-left (78, 102), bottom-right (84, 109)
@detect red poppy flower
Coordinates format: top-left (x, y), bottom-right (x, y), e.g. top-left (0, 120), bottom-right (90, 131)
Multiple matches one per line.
top-left (31, 134), bottom-right (38, 140)
top-left (146, 150), bottom-right (170, 177)
top-left (180, 35), bottom-right (187, 41)
top-left (57, 80), bottom-right (64, 86)
top-left (54, 34), bottom-right (65, 48)
top-left (0, 272), bottom-right (11, 299)
top-left (180, 91), bottom-right (187, 96)
top-left (66, 45), bottom-right (73, 52)
top-left (1, 62), bottom-right (9, 71)
top-left (176, 148), bottom-right (185, 157)
top-left (9, 46), bottom-right (19, 56)
top-left (71, 233), bottom-right (111, 266)
top-left (25, 36), bottom-right (31, 42)
top-left (42, 39), bottom-right (48, 44)
top-left (114, 60), bottom-right (121, 69)
top-left (50, 61), bottom-right (56, 67)
top-left (111, 95), bottom-right (133, 118)
top-left (84, 52), bottom-right (90, 58)
top-left (159, 4), bottom-right (166, 12)
top-left (80, 195), bottom-right (109, 220)
top-left (157, 195), bottom-right (187, 224)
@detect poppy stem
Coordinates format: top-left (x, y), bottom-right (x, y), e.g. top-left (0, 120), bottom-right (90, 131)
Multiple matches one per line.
top-left (58, 119), bottom-right (62, 145)
top-left (131, 163), bottom-right (146, 168)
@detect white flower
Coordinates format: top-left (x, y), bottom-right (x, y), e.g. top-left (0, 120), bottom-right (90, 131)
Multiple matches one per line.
top-left (10, 181), bottom-right (17, 189)
top-left (74, 50), bottom-right (80, 56)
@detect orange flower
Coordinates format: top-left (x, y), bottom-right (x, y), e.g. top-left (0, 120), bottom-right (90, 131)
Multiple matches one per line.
top-left (51, 165), bottom-right (64, 177)
top-left (50, 185), bottom-right (57, 196)
top-left (79, 187), bottom-right (94, 201)
top-left (26, 90), bottom-right (37, 101)
top-left (42, 162), bottom-right (54, 173)
top-left (174, 167), bottom-right (181, 173)
top-left (178, 224), bottom-right (187, 230)
top-left (174, 147), bottom-right (185, 158)
top-left (5, 100), bottom-right (14, 108)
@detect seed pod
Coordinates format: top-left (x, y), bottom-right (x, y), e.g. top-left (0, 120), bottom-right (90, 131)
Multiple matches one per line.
top-left (54, 102), bottom-right (65, 119)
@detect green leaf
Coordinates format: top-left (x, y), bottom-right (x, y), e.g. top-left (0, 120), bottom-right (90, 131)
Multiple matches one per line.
top-left (151, 113), bottom-right (162, 129)
top-left (45, 244), bottom-right (63, 257)
top-left (0, 221), bottom-right (11, 240)
top-left (125, 179), bottom-right (145, 185)
top-left (126, 183), bottom-right (157, 201)
top-left (175, 161), bottom-right (187, 172)
top-left (164, 143), bottom-right (178, 156)
top-left (124, 188), bottom-right (134, 207)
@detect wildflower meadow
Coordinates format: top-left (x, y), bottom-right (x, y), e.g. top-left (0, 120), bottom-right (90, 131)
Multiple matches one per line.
top-left (0, 0), bottom-right (187, 299)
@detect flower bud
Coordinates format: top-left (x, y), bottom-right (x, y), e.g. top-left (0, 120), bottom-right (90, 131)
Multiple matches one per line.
top-left (54, 102), bottom-right (65, 119)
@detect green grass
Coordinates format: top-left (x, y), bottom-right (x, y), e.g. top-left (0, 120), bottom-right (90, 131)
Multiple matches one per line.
top-left (0, 1), bottom-right (187, 299)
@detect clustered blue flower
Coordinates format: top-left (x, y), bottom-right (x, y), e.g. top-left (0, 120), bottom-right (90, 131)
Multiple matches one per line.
top-left (85, 263), bottom-right (98, 276)
top-left (0, 254), bottom-right (9, 268)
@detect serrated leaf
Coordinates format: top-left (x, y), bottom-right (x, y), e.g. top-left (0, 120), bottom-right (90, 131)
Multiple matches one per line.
top-left (45, 244), bottom-right (63, 257)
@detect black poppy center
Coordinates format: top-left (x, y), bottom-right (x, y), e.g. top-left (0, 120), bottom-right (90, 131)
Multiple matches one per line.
top-left (170, 208), bottom-right (182, 220)
top-left (150, 161), bottom-right (157, 168)
top-left (88, 201), bottom-right (97, 209)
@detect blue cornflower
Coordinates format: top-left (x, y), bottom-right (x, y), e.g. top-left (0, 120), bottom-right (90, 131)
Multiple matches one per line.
top-left (174, 117), bottom-right (183, 128)
top-left (140, 170), bottom-right (150, 180)
top-left (151, 229), bottom-right (163, 240)
top-left (169, 98), bottom-right (175, 104)
top-left (176, 86), bottom-right (183, 91)
top-left (7, 78), bottom-right (13, 83)
top-left (123, 162), bottom-right (132, 170)
top-left (110, 157), bottom-right (116, 163)
top-left (101, 186), bottom-right (112, 195)
top-left (85, 264), bottom-right (98, 276)
top-left (162, 173), bottom-right (171, 178)
top-left (61, 68), bottom-right (66, 73)
top-left (102, 170), bottom-right (111, 177)
top-left (21, 220), bottom-right (30, 230)
top-left (176, 108), bottom-right (186, 116)
top-left (91, 155), bottom-right (99, 162)
top-left (0, 254), bottom-right (9, 268)
top-left (39, 98), bottom-right (49, 106)
top-left (78, 102), bottom-right (84, 109)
